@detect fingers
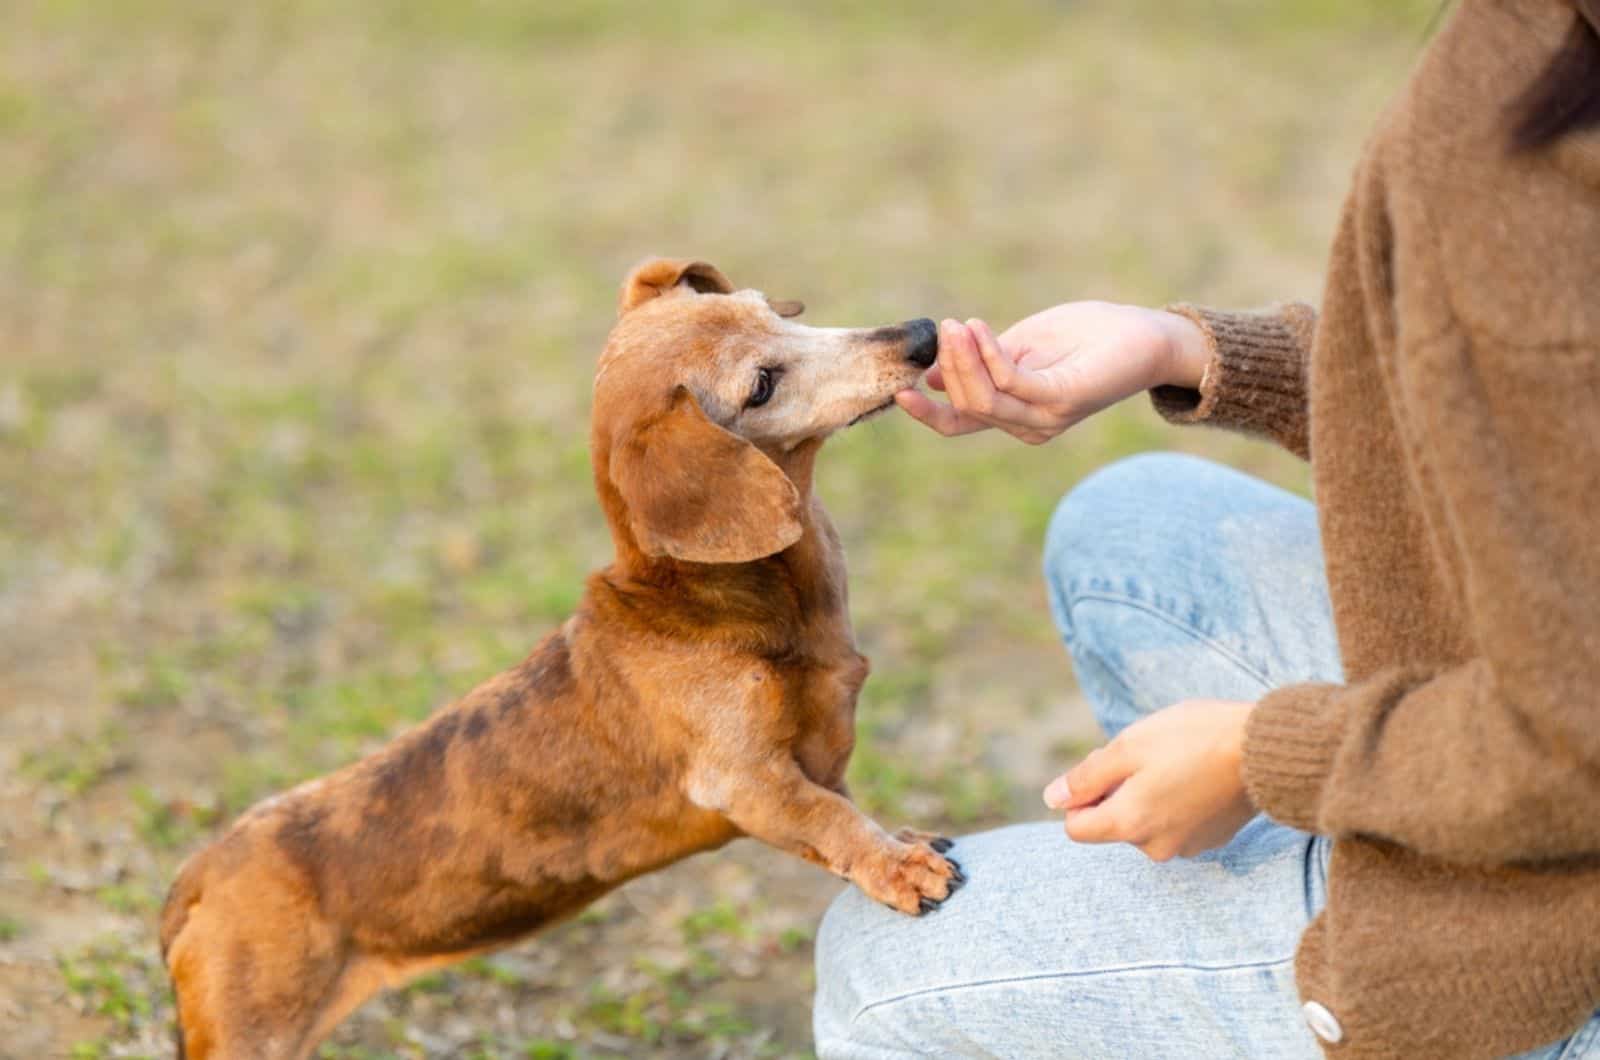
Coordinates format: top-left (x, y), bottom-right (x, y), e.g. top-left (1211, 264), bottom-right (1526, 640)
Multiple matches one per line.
top-left (1042, 773), bottom-right (1072, 810)
top-left (898, 387), bottom-right (1051, 444)
top-left (1063, 800), bottom-right (1126, 846)
top-left (1065, 795), bottom-right (1181, 861)
top-left (1047, 743), bottom-right (1136, 847)
top-left (969, 319), bottom-right (1057, 405)
top-left (940, 317), bottom-right (1000, 420)
top-left (937, 318), bottom-right (976, 419)
top-left (894, 388), bottom-right (989, 436)
top-left (935, 320), bottom-right (1064, 441)
top-left (1064, 744), bottom-right (1132, 807)
top-left (1059, 770), bottom-right (1145, 852)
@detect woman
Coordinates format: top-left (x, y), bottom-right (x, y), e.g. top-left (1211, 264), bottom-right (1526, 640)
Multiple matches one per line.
top-left (813, 1), bottom-right (1600, 1057)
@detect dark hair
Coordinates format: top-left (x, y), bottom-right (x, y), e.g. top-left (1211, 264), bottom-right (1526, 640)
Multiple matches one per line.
top-left (1509, 0), bottom-right (1600, 152)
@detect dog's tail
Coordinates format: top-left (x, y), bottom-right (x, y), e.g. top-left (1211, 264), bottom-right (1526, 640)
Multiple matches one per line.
top-left (160, 850), bottom-right (208, 1060)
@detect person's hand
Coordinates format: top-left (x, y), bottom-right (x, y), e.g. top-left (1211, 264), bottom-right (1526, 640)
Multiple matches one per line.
top-left (1042, 699), bottom-right (1257, 862)
top-left (895, 302), bottom-right (1211, 444)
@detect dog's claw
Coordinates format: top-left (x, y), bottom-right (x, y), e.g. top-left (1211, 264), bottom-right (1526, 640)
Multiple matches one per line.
top-left (874, 835), bottom-right (962, 915)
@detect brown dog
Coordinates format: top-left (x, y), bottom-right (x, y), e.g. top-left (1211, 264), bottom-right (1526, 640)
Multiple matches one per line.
top-left (159, 258), bottom-right (961, 1058)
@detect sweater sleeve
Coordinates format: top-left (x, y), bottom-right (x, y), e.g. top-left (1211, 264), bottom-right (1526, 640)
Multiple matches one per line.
top-left (1242, 335), bottom-right (1600, 866)
top-left (1149, 302), bottom-right (1317, 459)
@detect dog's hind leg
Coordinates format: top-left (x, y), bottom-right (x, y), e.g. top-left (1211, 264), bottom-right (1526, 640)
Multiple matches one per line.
top-left (298, 949), bottom-right (490, 1054)
top-left (169, 900), bottom-right (352, 1059)
top-left (164, 849), bottom-right (350, 1060)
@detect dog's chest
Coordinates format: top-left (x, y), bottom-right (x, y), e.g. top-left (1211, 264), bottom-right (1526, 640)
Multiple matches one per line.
top-left (782, 636), bottom-right (867, 789)
top-left (778, 530), bottom-right (867, 780)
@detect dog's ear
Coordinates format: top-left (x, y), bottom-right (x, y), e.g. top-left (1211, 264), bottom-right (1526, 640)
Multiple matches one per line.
top-left (610, 386), bottom-right (803, 563)
top-left (618, 258), bottom-right (735, 316)
top-left (766, 297), bottom-right (805, 318)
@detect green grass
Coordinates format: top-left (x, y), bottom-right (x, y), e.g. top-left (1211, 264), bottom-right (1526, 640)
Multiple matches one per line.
top-left (0, 0), bottom-right (1435, 1054)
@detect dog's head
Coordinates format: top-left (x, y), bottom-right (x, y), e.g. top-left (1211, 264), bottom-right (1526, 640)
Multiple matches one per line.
top-left (591, 257), bottom-right (936, 566)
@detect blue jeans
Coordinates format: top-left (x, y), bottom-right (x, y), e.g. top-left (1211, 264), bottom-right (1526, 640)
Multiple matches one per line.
top-left (814, 453), bottom-right (1600, 1059)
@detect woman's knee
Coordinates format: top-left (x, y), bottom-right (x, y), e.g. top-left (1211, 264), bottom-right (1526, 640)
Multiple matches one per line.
top-left (1044, 453), bottom-right (1282, 730)
top-left (1043, 453), bottom-right (1215, 648)
top-left (1044, 454), bottom-right (1219, 590)
top-left (814, 826), bottom-right (1064, 1058)
top-left (813, 886), bottom-right (861, 1013)
top-left (813, 888), bottom-right (901, 1057)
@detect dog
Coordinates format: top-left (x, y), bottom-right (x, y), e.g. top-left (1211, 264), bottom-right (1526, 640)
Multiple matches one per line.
top-left (159, 258), bottom-right (963, 1058)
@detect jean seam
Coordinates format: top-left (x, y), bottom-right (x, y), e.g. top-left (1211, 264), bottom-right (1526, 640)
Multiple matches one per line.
top-left (850, 955), bottom-right (1297, 1026)
top-left (1066, 633), bottom-right (1139, 708)
top-left (1045, 570), bottom-right (1080, 654)
top-left (1067, 589), bottom-right (1276, 691)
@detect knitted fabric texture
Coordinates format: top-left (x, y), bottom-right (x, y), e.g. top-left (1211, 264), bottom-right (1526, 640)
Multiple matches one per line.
top-left (1149, 1), bottom-right (1600, 1055)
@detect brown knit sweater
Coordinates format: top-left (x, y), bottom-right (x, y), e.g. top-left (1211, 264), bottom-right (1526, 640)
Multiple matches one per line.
top-left (1149, 2), bottom-right (1600, 1056)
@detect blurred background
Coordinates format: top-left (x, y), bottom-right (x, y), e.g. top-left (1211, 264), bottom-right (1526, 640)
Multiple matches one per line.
top-left (1, 1), bottom-right (1435, 1056)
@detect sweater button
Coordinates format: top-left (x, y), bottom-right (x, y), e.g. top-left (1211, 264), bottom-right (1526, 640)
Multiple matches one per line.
top-left (1302, 1001), bottom-right (1344, 1044)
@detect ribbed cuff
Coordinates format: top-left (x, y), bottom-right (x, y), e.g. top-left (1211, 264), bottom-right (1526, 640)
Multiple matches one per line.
top-left (1150, 303), bottom-right (1315, 459)
top-left (1242, 682), bottom-right (1343, 834)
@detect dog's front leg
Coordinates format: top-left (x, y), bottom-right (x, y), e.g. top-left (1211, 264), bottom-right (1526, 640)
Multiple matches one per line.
top-left (688, 760), bottom-right (963, 915)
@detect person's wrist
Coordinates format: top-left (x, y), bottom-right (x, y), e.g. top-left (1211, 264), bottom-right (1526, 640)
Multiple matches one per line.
top-left (1153, 309), bottom-right (1212, 391)
top-left (1225, 700), bottom-right (1255, 800)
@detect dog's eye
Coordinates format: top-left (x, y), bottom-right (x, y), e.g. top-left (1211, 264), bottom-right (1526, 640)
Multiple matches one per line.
top-left (746, 367), bottom-right (780, 409)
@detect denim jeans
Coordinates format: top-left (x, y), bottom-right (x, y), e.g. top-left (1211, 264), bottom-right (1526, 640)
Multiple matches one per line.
top-left (813, 453), bottom-right (1600, 1059)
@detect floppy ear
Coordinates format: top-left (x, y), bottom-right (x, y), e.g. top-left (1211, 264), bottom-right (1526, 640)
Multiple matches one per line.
top-left (609, 386), bottom-right (804, 563)
top-left (618, 258), bottom-right (736, 316)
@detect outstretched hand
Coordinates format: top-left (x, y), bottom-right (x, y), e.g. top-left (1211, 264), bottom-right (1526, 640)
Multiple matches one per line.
top-left (895, 303), bottom-right (1212, 445)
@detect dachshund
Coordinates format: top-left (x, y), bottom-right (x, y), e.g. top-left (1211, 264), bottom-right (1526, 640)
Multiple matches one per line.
top-left (158, 258), bottom-right (960, 1058)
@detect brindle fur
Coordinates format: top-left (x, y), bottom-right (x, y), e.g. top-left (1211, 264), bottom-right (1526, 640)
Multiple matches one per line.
top-left (159, 258), bottom-right (960, 1059)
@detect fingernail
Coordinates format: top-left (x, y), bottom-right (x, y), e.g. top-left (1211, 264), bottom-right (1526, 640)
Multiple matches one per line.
top-left (1042, 774), bottom-right (1072, 810)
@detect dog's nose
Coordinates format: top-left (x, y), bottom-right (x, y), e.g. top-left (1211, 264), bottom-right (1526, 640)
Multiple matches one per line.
top-left (904, 318), bottom-right (938, 368)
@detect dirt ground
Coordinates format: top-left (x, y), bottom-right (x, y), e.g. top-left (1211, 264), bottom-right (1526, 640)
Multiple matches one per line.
top-left (0, 1), bottom-right (1432, 1056)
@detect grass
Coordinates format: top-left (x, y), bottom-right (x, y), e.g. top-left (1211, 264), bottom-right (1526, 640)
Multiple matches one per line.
top-left (0, 0), bottom-right (1436, 1054)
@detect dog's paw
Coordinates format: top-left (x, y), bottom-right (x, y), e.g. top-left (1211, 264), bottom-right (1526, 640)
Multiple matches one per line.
top-left (857, 835), bottom-right (965, 916)
top-left (893, 826), bottom-right (955, 854)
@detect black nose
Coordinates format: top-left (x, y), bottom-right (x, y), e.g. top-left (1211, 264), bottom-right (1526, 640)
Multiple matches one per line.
top-left (904, 317), bottom-right (938, 368)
